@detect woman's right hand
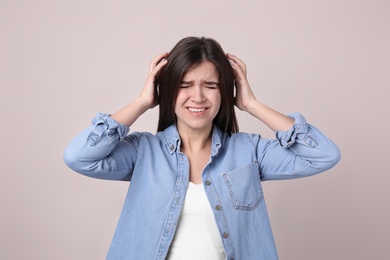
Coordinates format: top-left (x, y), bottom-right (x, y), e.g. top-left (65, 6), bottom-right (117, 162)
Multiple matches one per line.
top-left (139, 52), bottom-right (169, 109)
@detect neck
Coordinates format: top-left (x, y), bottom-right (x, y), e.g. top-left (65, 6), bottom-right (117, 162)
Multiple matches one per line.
top-left (177, 125), bottom-right (213, 153)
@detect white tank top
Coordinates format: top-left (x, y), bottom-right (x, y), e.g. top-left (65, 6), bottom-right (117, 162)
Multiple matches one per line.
top-left (166, 182), bottom-right (226, 260)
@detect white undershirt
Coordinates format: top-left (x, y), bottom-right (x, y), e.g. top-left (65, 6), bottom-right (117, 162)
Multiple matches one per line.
top-left (166, 182), bottom-right (226, 260)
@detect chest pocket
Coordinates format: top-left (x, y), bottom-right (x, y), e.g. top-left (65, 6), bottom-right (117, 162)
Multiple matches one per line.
top-left (223, 161), bottom-right (263, 210)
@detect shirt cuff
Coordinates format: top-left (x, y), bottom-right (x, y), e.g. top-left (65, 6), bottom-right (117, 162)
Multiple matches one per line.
top-left (88, 113), bottom-right (129, 145)
top-left (276, 112), bottom-right (309, 148)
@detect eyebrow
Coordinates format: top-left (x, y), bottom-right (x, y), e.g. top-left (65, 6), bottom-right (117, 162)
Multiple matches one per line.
top-left (180, 81), bottom-right (220, 85)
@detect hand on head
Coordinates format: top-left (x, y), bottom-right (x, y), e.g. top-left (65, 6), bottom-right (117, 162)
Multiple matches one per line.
top-left (226, 53), bottom-right (257, 111)
top-left (139, 51), bottom-right (257, 113)
top-left (139, 52), bottom-right (169, 109)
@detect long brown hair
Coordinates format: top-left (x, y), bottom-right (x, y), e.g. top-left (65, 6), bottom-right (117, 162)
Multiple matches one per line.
top-left (157, 36), bottom-right (238, 135)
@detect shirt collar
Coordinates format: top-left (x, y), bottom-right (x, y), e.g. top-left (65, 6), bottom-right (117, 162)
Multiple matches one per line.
top-left (163, 124), bottom-right (223, 155)
top-left (210, 125), bottom-right (222, 157)
top-left (163, 125), bottom-right (181, 154)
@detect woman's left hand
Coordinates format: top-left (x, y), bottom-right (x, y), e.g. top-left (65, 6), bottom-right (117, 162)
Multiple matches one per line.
top-left (226, 53), bottom-right (257, 111)
top-left (227, 53), bottom-right (294, 131)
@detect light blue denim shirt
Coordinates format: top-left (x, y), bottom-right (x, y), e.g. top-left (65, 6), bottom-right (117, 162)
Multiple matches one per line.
top-left (64, 112), bottom-right (340, 260)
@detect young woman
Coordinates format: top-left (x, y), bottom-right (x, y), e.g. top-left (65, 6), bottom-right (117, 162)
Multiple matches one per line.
top-left (64, 37), bottom-right (340, 260)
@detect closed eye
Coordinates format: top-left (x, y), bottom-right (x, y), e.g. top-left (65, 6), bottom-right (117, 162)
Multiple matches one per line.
top-left (204, 81), bottom-right (219, 89)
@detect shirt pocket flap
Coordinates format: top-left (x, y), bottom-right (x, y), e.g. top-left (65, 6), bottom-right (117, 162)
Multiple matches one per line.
top-left (223, 161), bottom-right (263, 210)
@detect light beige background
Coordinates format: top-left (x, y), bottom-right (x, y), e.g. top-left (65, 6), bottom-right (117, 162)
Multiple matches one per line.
top-left (1, 0), bottom-right (389, 259)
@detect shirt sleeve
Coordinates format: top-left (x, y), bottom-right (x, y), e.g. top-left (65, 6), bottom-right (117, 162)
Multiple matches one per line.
top-left (63, 113), bottom-right (137, 181)
top-left (255, 113), bottom-right (341, 181)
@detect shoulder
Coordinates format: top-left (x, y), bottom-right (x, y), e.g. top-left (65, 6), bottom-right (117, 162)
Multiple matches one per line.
top-left (123, 125), bottom-right (178, 148)
top-left (123, 130), bottom-right (163, 146)
top-left (229, 132), bottom-right (262, 147)
top-left (212, 125), bottom-right (264, 148)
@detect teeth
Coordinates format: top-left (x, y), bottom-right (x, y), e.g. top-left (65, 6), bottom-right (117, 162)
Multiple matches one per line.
top-left (188, 108), bottom-right (206, 113)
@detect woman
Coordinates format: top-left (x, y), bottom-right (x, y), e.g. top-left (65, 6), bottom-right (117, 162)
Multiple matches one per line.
top-left (64, 37), bottom-right (340, 260)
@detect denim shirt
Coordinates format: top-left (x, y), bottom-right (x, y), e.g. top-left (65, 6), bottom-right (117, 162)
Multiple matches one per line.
top-left (64, 112), bottom-right (340, 260)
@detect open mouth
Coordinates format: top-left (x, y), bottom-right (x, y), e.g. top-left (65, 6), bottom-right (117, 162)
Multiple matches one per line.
top-left (187, 107), bottom-right (207, 113)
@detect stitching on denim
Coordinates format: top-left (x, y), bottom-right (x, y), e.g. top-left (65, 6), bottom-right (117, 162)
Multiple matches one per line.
top-left (245, 133), bottom-right (257, 149)
top-left (223, 162), bottom-right (263, 211)
top-left (262, 161), bottom-right (310, 180)
top-left (208, 165), bottom-right (235, 259)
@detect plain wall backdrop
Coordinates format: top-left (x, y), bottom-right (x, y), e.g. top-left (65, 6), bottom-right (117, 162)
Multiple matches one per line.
top-left (1, 0), bottom-right (389, 259)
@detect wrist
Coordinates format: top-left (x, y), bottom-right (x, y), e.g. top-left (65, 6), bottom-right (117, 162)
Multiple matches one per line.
top-left (243, 98), bottom-right (260, 114)
top-left (136, 96), bottom-right (154, 112)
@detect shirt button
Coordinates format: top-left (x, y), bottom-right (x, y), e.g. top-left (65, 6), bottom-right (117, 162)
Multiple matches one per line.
top-left (215, 205), bottom-right (221, 211)
top-left (170, 145), bottom-right (174, 150)
top-left (223, 232), bottom-right (229, 238)
top-left (205, 181), bottom-right (211, 186)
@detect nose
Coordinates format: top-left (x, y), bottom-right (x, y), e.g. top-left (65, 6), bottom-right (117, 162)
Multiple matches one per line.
top-left (191, 86), bottom-right (205, 102)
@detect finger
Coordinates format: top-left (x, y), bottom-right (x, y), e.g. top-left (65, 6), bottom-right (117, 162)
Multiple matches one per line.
top-left (226, 53), bottom-right (244, 66)
top-left (149, 52), bottom-right (169, 73)
top-left (226, 53), bottom-right (247, 74)
top-left (227, 57), bottom-right (246, 82)
top-left (150, 55), bottom-right (168, 76)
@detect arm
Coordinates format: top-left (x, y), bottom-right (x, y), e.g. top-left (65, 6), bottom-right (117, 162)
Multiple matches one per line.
top-left (226, 53), bottom-right (340, 180)
top-left (227, 53), bottom-right (294, 131)
top-left (110, 53), bottom-right (168, 126)
top-left (256, 113), bottom-right (340, 180)
top-left (63, 53), bottom-right (168, 180)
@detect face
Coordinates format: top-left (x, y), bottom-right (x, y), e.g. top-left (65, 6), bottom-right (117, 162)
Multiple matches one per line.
top-left (174, 61), bottom-right (221, 134)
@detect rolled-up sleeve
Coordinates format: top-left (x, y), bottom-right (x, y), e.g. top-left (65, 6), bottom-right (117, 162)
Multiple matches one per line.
top-left (256, 113), bottom-right (341, 181)
top-left (63, 113), bottom-right (136, 181)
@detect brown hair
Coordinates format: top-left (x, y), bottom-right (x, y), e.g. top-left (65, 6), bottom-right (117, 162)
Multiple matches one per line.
top-left (157, 36), bottom-right (238, 135)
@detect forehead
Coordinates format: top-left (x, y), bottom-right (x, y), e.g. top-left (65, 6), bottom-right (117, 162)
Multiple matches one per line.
top-left (182, 61), bottom-right (218, 81)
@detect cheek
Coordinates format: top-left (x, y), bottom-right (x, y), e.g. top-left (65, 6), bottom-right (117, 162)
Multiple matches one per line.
top-left (216, 92), bottom-right (222, 107)
top-left (174, 93), bottom-right (187, 115)
top-left (174, 92), bottom-right (183, 107)
top-left (212, 94), bottom-right (222, 114)
top-left (217, 99), bottom-right (221, 109)
top-left (175, 90), bottom-right (188, 103)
